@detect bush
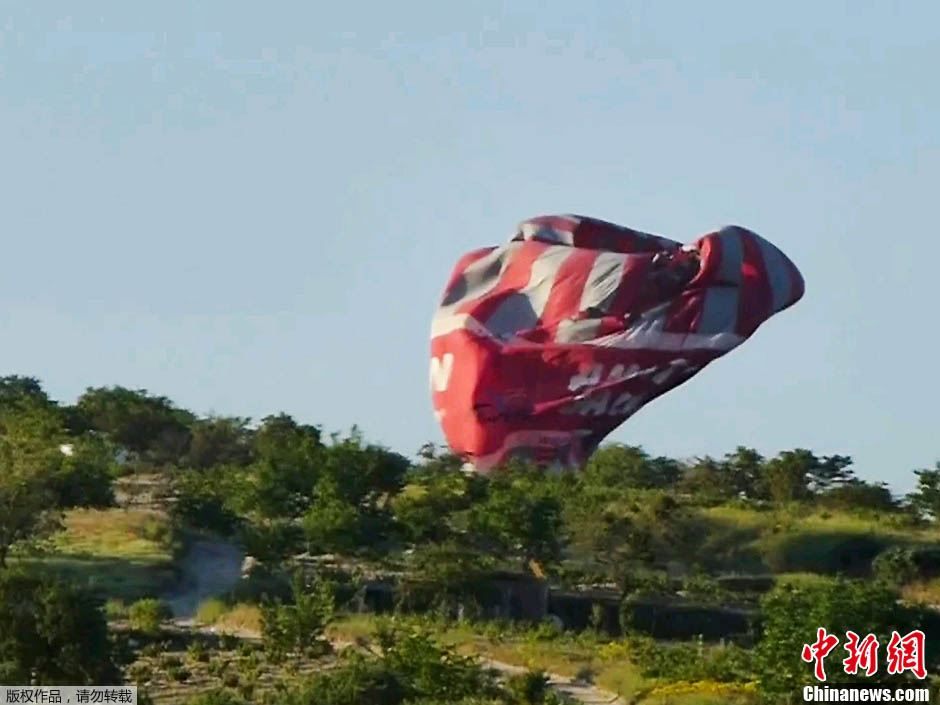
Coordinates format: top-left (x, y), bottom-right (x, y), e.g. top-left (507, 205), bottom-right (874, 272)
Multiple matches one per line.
top-left (195, 598), bottom-right (228, 625)
top-left (872, 547), bottom-right (919, 586)
top-left (755, 577), bottom-right (937, 696)
top-left (184, 691), bottom-right (249, 705)
top-left (127, 663), bottom-right (153, 684)
top-left (128, 598), bottom-right (172, 634)
top-left (187, 640), bottom-right (210, 663)
top-left (715, 575), bottom-right (776, 594)
top-left (104, 599), bottom-right (128, 619)
top-left (167, 664), bottom-right (191, 682)
top-left (261, 572), bottom-right (335, 662)
top-left (225, 568), bottom-right (292, 604)
top-left (0, 569), bottom-right (121, 685)
top-left (627, 635), bottom-right (756, 683)
top-left (506, 670), bottom-right (557, 704)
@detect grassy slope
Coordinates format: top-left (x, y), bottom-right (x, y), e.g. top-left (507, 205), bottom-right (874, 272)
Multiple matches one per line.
top-left (15, 507), bottom-right (179, 603)
top-left (693, 505), bottom-right (940, 575)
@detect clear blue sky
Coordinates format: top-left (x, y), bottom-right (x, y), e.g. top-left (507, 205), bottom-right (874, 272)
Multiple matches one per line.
top-left (1, 2), bottom-right (937, 493)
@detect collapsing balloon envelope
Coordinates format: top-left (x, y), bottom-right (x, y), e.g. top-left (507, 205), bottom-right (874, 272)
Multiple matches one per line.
top-left (430, 215), bottom-right (804, 472)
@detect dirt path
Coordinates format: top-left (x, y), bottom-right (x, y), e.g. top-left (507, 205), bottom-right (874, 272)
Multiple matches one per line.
top-left (162, 537), bottom-right (244, 620)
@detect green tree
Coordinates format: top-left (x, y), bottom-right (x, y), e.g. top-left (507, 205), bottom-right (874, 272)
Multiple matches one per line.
top-left (467, 463), bottom-right (565, 572)
top-left (319, 430), bottom-right (411, 514)
top-left (301, 478), bottom-right (361, 554)
top-left (247, 414), bottom-right (323, 518)
top-left (0, 404), bottom-right (64, 567)
top-left (721, 446), bottom-right (765, 498)
top-left (820, 479), bottom-right (897, 513)
top-left (398, 542), bottom-right (496, 614)
top-left (0, 569), bottom-right (121, 684)
top-left (758, 450), bottom-right (815, 503)
top-left (74, 386), bottom-right (194, 464)
top-left (679, 456), bottom-right (735, 500)
top-left (0, 375), bottom-right (51, 411)
top-left (584, 444), bottom-right (681, 490)
top-left (54, 434), bottom-right (118, 508)
top-left (392, 462), bottom-right (469, 544)
top-left (261, 571), bottom-right (335, 663)
top-left (907, 463), bottom-right (940, 520)
top-left (239, 519), bottom-right (304, 565)
top-left (183, 416), bottom-right (254, 469)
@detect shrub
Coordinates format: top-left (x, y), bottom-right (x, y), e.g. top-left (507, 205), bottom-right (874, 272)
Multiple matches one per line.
top-left (167, 664), bottom-right (190, 682)
top-left (0, 569), bottom-right (121, 684)
top-left (627, 635), bottom-right (756, 683)
top-left (195, 598), bottom-right (228, 625)
top-left (506, 669), bottom-right (553, 704)
top-left (187, 640), bottom-right (210, 663)
top-left (184, 691), bottom-right (249, 705)
top-left (127, 663), bottom-right (153, 684)
top-left (104, 599), bottom-right (128, 619)
top-left (873, 547), bottom-right (919, 586)
top-left (128, 599), bottom-right (172, 634)
top-left (755, 577), bottom-right (937, 696)
top-left (225, 568), bottom-right (292, 604)
top-left (261, 572), bottom-right (335, 662)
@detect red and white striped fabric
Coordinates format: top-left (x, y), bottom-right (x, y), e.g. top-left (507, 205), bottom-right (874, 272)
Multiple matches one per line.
top-left (430, 214), bottom-right (804, 473)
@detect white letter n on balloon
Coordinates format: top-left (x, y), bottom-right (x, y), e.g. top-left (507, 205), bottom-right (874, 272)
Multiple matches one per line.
top-left (430, 354), bottom-right (455, 392)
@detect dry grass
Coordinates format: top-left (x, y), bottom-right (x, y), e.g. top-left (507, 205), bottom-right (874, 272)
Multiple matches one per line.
top-left (195, 600), bottom-right (263, 635)
top-left (901, 577), bottom-right (940, 605)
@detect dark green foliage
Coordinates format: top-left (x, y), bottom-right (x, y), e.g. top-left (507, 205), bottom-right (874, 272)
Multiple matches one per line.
top-left (270, 624), bottom-right (501, 705)
top-left (226, 566), bottom-right (293, 604)
top-left (169, 466), bottom-right (244, 535)
top-left (302, 477), bottom-right (366, 554)
top-left (0, 403), bottom-right (65, 567)
top-left (0, 376), bottom-right (51, 411)
top-left (819, 479), bottom-right (898, 512)
top-left (584, 444), bottom-right (682, 490)
top-left (763, 532), bottom-right (886, 576)
top-left (715, 574), bottom-right (776, 594)
top-left (127, 599), bottom-right (171, 634)
top-left (397, 543), bottom-right (498, 616)
top-left (239, 519), bottom-right (304, 565)
top-left (467, 462), bottom-right (565, 571)
top-left (679, 456), bottom-right (737, 501)
top-left (53, 435), bottom-right (117, 508)
top-left (0, 569), bottom-right (121, 684)
top-left (74, 386), bottom-right (194, 464)
top-left (505, 669), bottom-right (559, 704)
top-left (183, 417), bottom-right (255, 470)
top-left (872, 546), bottom-right (920, 586)
top-left (621, 598), bottom-right (757, 641)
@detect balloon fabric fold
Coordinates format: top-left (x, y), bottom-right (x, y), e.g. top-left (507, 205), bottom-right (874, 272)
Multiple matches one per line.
top-left (430, 214), bottom-right (804, 472)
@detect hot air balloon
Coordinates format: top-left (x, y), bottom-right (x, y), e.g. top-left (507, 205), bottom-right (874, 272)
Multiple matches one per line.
top-left (430, 215), bottom-right (804, 473)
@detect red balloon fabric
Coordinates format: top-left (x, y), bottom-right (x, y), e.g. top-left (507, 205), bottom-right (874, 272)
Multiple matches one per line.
top-left (430, 215), bottom-right (804, 472)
